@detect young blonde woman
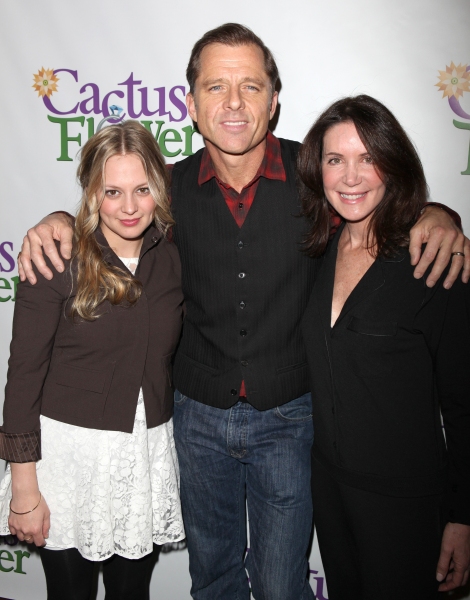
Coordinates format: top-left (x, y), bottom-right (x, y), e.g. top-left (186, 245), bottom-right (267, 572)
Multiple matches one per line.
top-left (0, 121), bottom-right (185, 600)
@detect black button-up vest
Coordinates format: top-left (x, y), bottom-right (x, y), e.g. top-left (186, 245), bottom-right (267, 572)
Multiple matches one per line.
top-left (171, 138), bottom-right (316, 410)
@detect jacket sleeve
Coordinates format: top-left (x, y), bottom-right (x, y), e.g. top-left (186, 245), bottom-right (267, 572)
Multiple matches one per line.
top-left (416, 278), bottom-right (470, 525)
top-left (0, 257), bottom-right (69, 462)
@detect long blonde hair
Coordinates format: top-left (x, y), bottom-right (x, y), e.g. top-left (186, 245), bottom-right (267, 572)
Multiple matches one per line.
top-left (71, 120), bottom-right (173, 321)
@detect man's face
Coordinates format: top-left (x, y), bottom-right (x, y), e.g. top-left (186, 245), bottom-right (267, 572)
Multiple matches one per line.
top-left (187, 43), bottom-right (278, 158)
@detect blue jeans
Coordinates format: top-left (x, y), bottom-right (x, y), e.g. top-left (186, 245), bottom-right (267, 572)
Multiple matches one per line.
top-left (173, 391), bottom-right (314, 600)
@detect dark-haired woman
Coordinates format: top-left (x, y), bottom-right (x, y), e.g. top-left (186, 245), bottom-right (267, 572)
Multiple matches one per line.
top-left (298, 95), bottom-right (470, 599)
top-left (0, 121), bottom-right (184, 599)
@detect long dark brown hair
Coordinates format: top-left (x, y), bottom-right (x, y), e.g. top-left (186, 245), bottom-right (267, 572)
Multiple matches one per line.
top-left (297, 95), bottom-right (428, 257)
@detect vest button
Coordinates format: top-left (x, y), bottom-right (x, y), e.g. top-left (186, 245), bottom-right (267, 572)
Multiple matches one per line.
top-left (240, 330), bottom-right (247, 336)
top-left (230, 389), bottom-right (238, 395)
top-left (241, 360), bottom-right (248, 367)
top-left (239, 301), bottom-right (246, 309)
top-left (238, 241), bottom-right (244, 249)
top-left (238, 272), bottom-right (246, 279)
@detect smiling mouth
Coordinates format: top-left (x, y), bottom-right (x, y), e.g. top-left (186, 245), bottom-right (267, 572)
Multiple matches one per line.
top-left (222, 121), bottom-right (248, 126)
top-left (120, 218), bottom-right (140, 226)
top-left (340, 193), bottom-right (366, 200)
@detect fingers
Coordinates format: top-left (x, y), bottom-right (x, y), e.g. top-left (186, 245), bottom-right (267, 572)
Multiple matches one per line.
top-left (438, 562), bottom-right (467, 592)
top-left (408, 226), bottom-right (425, 266)
top-left (18, 235), bottom-right (37, 284)
top-left (412, 226), bottom-right (452, 284)
top-left (59, 228), bottom-right (73, 261)
top-left (8, 501), bottom-right (50, 547)
top-left (42, 512), bottom-right (50, 540)
top-left (442, 230), bottom-right (467, 289)
top-left (436, 542), bottom-right (451, 584)
top-left (21, 227), bottom-right (53, 282)
top-left (424, 227), bottom-right (459, 287)
top-left (462, 237), bottom-right (470, 284)
top-left (33, 223), bottom-right (65, 276)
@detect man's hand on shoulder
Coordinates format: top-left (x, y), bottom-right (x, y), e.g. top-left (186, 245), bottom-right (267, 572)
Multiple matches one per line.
top-left (18, 212), bottom-right (74, 284)
top-left (409, 205), bottom-right (469, 288)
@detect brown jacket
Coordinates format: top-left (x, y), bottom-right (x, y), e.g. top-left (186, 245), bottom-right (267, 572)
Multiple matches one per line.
top-left (0, 226), bottom-right (184, 462)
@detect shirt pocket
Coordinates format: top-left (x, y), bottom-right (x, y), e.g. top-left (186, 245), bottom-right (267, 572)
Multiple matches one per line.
top-left (346, 317), bottom-right (397, 378)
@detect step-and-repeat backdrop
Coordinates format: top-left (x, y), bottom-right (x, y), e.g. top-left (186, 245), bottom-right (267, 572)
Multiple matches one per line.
top-left (0, 0), bottom-right (469, 598)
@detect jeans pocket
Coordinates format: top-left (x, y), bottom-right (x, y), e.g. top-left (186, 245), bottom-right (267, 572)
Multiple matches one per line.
top-left (274, 392), bottom-right (312, 422)
top-left (174, 390), bottom-right (188, 406)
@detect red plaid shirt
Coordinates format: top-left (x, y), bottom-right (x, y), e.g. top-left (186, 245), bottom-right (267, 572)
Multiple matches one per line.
top-left (197, 131), bottom-right (286, 228)
top-left (199, 131), bottom-right (286, 396)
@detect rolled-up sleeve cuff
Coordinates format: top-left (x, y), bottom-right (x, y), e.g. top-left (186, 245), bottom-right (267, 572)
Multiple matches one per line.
top-left (0, 430), bottom-right (41, 463)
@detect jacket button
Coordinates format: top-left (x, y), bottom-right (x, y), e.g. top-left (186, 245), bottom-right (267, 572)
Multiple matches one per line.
top-left (240, 330), bottom-right (247, 336)
top-left (239, 301), bottom-right (246, 309)
top-left (151, 236), bottom-right (158, 243)
top-left (230, 389), bottom-right (238, 395)
top-left (238, 241), bottom-right (244, 249)
top-left (241, 360), bottom-right (248, 367)
top-left (238, 272), bottom-right (246, 279)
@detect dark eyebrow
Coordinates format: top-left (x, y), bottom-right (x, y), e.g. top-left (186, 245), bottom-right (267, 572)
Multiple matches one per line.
top-left (324, 151), bottom-right (370, 157)
top-left (203, 76), bottom-right (267, 87)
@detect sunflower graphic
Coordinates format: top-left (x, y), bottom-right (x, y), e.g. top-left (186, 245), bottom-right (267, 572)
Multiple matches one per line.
top-left (32, 68), bottom-right (59, 97)
top-left (436, 62), bottom-right (470, 100)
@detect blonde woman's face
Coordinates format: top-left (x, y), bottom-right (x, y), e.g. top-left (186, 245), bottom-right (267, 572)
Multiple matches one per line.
top-left (99, 153), bottom-right (155, 255)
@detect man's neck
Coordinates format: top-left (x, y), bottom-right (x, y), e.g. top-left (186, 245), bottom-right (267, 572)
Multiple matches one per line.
top-left (205, 138), bottom-right (267, 193)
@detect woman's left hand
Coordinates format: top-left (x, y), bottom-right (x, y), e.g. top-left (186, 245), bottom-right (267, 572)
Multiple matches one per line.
top-left (409, 206), bottom-right (470, 288)
top-left (8, 493), bottom-right (51, 547)
top-left (436, 522), bottom-right (470, 591)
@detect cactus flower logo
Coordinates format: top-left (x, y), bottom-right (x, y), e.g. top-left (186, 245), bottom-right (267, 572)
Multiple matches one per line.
top-left (436, 62), bottom-right (470, 174)
top-left (32, 67), bottom-right (59, 98)
top-left (30, 66), bottom-right (197, 161)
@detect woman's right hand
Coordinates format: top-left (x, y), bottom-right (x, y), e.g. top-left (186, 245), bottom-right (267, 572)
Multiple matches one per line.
top-left (18, 212), bottom-right (74, 284)
top-left (8, 491), bottom-right (51, 547)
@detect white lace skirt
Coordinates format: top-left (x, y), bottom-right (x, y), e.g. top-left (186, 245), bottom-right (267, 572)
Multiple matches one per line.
top-left (0, 390), bottom-right (185, 561)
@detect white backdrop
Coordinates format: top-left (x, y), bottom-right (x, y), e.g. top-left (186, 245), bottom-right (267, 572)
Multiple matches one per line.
top-left (0, 0), bottom-right (469, 598)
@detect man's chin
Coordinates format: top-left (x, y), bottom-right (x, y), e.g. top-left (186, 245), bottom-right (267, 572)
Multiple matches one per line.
top-left (204, 136), bottom-right (267, 158)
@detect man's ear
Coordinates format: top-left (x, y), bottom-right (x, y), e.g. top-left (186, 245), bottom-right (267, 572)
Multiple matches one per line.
top-left (186, 93), bottom-right (197, 122)
top-left (269, 90), bottom-right (279, 120)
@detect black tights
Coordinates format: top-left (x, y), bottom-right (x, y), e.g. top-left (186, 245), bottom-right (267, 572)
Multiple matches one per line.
top-left (38, 545), bottom-right (159, 600)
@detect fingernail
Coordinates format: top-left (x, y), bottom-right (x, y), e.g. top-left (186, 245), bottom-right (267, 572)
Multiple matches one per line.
top-left (444, 281), bottom-right (451, 290)
top-left (436, 573), bottom-right (444, 582)
top-left (56, 265), bottom-right (64, 273)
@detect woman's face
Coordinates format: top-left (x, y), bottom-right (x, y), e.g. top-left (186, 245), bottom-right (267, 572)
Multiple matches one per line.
top-left (321, 121), bottom-right (386, 224)
top-left (99, 153), bottom-right (155, 251)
